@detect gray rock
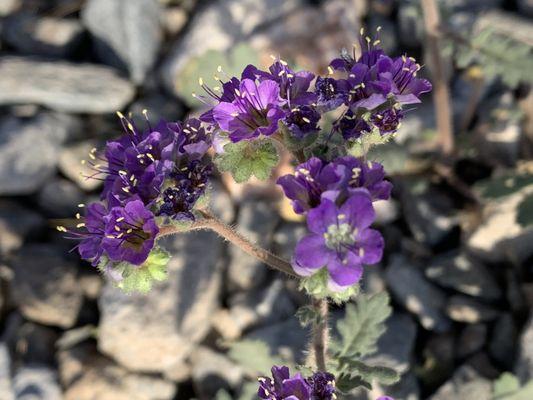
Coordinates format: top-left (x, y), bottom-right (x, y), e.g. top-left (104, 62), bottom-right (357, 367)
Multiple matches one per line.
top-left (429, 365), bottom-right (491, 400)
top-left (0, 201), bottom-right (44, 255)
top-left (163, 6), bottom-right (188, 36)
top-left (128, 92), bottom-right (185, 128)
top-left (0, 57), bottom-right (135, 113)
top-left (458, 324), bottom-right (487, 359)
top-left (420, 333), bottom-right (455, 388)
top-left (0, 342), bottom-right (14, 400)
top-left (37, 178), bottom-right (86, 217)
top-left (446, 295), bottom-right (499, 324)
top-left (272, 222), bottom-right (306, 261)
top-left (385, 255), bottom-right (451, 332)
top-left (516, 315), bottom-right (533, 382)
top-left (13, 365), bottom-right (62, 400)
top-left (208, 180), bottom-right (235, 224)
top-left (161, 0), bottom-right (303, 97)
top-left (0, 113), bottom-right (78, 195)
top-left (518, 0), bottom-right (533, 17)
top-left (191, 347), bottom-right (243, 399)
top-left (397, 3), bottom-right (424, 48)
top-left (3, 13), bottom-right (84, 57)
top-left (246, 318), bottom-right (307, 364)
top-left (467, 186), bottom-right (533, 264)
top-left (10, 244), bottom-right (83, 328)
top-left (215, 279), bottom-right (295, 339)
top-left (82, 0), bottom-right (162, 84)
top-left (489, 313), bottom-right (517, 370)
top-left (0, 0), bottom-right (18, 17)
top-left (401, 180), bottom-right (458, 247)
top-left (425, 251), bottom-right (501, 301)
top-left (59, 344), bottom-right (176, 400)
top-left (227, 201), bottom-right (278, 290)
top-left (373, 199), bottom-right (399, 226)
top-left (6, 322), bottom-right (58, 365)
top-left (368, 16), bottom-right (397, 54)
top-left (58, 141), bottom-right (103, 191)
top-left (365, 313), bottom-right (417, 375)
top-left (98, 231), bottom-right (222, 376)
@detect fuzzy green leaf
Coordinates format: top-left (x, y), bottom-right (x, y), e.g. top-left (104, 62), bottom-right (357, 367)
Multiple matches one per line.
top-left (215, 139), bottom-right (279, 183)
top-left (493, 373), bottom-right (533, 400)
top-left (295, 305), bottom-right (322, 327)
top-left (336, 357), bottom-right (400, 386)
top-left (100, 247), bottom-right (171, 294)
top-left (335, 373), bottom-right (372, 393)
top-left (228, 340), bottom-right (284, 375)
top-left (331, 292), bottom-right (392, 358)
top-left (299, 268), bottom-right (359, 305)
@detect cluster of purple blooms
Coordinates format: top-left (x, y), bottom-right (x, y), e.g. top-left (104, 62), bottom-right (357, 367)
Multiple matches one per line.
top-left (59, 114), bottom-right (213, 272)
top-left (193, 31), bottom-right (430, 291)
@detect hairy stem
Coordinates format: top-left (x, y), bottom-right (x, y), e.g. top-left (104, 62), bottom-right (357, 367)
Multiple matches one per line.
top-left (312, 298), bottom-right (329, 371)
top-left (158, 211), bottom-right (297, 278)
top-left (421, 0), bottom-right (454, 156)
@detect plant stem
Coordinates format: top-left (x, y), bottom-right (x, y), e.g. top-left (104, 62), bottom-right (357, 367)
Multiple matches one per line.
top-left (158, 211), bottom-right (297, 278)
top-left (421, 0), bottom-right (454, 157)
top-left (312, 298), bottom-right (329, 371)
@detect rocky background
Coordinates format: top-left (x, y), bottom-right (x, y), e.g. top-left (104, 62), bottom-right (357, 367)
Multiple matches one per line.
top-left (0, 0), bottom-right (532, 399)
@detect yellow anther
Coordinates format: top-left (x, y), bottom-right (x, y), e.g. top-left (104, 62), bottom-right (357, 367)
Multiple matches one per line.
top-left (327, 66), bottom-right (334, 75)
top-left (78, 203), bottom-right (85, 208)
top-left (116, 111), bottom-right (125, 119)
top-left (116, 217), bottom-right (125, 222)
top-left (76, 223), bottom-right (85, 228)
top-left (198, 77), bottom-right (204, 86)
top-left (75, 213), bottom-right (81, 219)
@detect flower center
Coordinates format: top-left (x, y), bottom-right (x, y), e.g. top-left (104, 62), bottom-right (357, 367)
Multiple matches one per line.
top-left (324, 223), bottom-right (356, 250)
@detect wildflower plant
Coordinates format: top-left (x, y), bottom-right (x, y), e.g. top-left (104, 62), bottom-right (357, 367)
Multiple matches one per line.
top-left (58, 28), bottom-right (431, 399)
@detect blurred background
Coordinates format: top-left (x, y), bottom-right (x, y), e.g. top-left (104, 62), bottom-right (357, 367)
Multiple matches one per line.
top-left (0, 0), bottom-right (532, 399)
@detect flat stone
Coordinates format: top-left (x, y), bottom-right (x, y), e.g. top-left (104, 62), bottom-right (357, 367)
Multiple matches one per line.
top-left (516, 315), bottom-right (533, 382)
top-left (385, 255), bottom-right (451, 332)
top-left (518, 0), bottom-right (533, 17)
top-left (364, 313), bottom-right (417, 375)
top-left (59, 141), bottom-right (103, 191)
top-left (489, 313), bottom-right (517, 370)
top-left (82, 0), bottom-right (162, 84)
top-left (3, 13), bottom-right (84, 57)
top-left (245, 318), bottom-right (307, 365)
top-left (458, 324), bottom-right (487, 359)
top-left (272, 222), bottom-right (306, 261)
top-left (373, 199), bottom-right (399, 226)
top-left (227, 201), bottom-right (278, 290)
top-left (10, 244), bottom-right (83, 328)
top-left (446, 295), bottom-right (499, 323)
top-left (0, 201), bottom-right (45, 255)
top-left (59, 344), bottom-right (176, 400)
top-left (0, 57), bottom-right (135, 113)
top-left (0, 342), bottom-right (14, 400)
top-left (191, 347), bottom-right (243, 399)
top-left (98, 231), bottom-right (222, 376)
top-left (37, 178), bottom-right (86, 218)
top-left (0, 113), bottom-right (78, 195)
top-left (467, 185), bottom-right (533, 264)
top-left (13, 365), bottom-right (62, 400)
top-left (425, 251), bottom-right (502, 301)
top-left (400, 180), bottom-right (458, 247)
top-left (214, 279), bottom-right (295, 339)
top-left (161, 0), bottom-right (303, 97)
top-left (429, 365), bottom-right (491, 400)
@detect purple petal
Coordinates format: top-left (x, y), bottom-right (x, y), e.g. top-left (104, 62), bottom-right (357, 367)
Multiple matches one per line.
top-left (307, 198), bottom-right (338, 234)
top-left (294, 234), bottom-right (330, 269)
top-left (340, 190), bottom-right (375, 229)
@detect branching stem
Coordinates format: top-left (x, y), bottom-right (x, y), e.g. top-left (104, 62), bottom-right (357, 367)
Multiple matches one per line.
top-left (158, 211), bottom-right (297, 278)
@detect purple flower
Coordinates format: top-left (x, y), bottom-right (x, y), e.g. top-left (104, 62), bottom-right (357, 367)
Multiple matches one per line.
top-left (371, 107), bottom-right (404, 136)
top-left (293, 192), bottom-right (384, 290)
top-left (258, 366), bottom-right (336, 400)
top-left (247, 60), bottom-right (316, 106)
top-left (329, 156), bottom-right (392, 201)
top-left (102, 199), bottom-right (159, 265)
top-left (314, 77), bottom-right (347, 112)
top-left (377, 397), bottom-right (394, 400)
top-left (281, 105), bottom-right (320, 139)
top-left (277, 156), bottom-right (391, 215)
top-left (277, 157), bottom-right (340, 214)
top-left (335, 110), bottom-right (371, 140)
top-left (213, 78), bottom-right (286, 142)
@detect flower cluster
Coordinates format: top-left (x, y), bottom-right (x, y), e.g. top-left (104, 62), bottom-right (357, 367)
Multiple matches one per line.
top-left (59, 114), bottom-right (213, 280)
top-left (258, 366), bottom-right (336, 400)
top-left (195, 29), bottom-right (430, 292)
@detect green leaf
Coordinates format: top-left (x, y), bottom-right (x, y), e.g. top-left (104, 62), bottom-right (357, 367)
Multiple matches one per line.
top-left (175, 43), bottom-right (259, 107)
top-left (331, 292), bottom-right (392, 358)
top-left (299, 268), bottom-right (359, 305)
top-left (215, 139), bottom-right (279, 183)
top-left (228, 340), bottom-right (284, 375)
top-left (493, 373), bottom-right (521, 399)
top-left (336, 357), bottom-right (399, 386)
top-left (295, 305), bottom-right (322, 327)
top-left (239, 382), bottom-right (260, 400)
top-left (517, 193), bottom-right (533, 228)
top-left (335, 373), bottom-right (372, 393)
top-left (101, 247), bottom-right (171, 294)
top-left (215, 390), bottom-right (233, 400)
